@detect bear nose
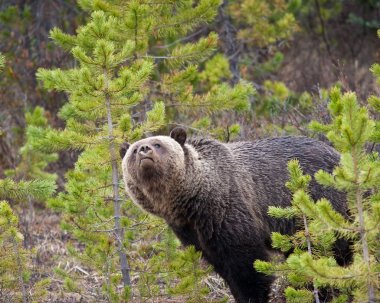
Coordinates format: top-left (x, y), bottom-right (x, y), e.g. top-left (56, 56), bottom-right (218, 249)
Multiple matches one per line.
top-left (139, 145), bottom-right (152, 154)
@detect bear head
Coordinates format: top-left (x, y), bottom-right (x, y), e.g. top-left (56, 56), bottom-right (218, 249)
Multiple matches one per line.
top-left (120, 127), bottom-right (188, 188)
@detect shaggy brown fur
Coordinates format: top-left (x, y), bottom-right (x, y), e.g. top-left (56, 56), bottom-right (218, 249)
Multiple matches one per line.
top-left (121, 127), bottom-right (349, 303)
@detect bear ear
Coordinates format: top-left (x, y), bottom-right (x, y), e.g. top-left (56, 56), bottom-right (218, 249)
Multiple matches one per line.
top-left (119, 142), bottom-right (130, 159)
top-left (170, 127), bottom-right (187, 146)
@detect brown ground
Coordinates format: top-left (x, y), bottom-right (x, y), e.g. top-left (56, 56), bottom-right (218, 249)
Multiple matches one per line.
top-left (23, 208), bottom-right (232, 303)
top-left (18, 207), bottom-right (286, 303)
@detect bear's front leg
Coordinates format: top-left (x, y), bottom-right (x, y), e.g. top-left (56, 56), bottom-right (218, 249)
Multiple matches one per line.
top-left (226, 266), bottom-right (274, 303)
top-left (203, 239), bottom-right (275, 303)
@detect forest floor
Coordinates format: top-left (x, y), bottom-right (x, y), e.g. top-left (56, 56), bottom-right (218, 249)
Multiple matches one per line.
top-left (21, 208), bottom-right (286, 303)
top-left (25, 208), bottom-right (232, 303)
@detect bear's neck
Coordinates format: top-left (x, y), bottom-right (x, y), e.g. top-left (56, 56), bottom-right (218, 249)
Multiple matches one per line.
top-left (162, 143), bottom-right (232, 236)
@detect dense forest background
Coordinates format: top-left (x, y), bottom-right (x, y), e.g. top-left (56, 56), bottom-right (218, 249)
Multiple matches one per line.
top-left (2, 0), bottom-right (380, 172)
top-left (1, 0), bottom-right (380, 302)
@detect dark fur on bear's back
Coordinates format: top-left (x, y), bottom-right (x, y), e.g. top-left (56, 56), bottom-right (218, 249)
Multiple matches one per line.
top-left (121, 130), bottom-right (348, 303)
top-left (228, 137), bottom-right (346, 233)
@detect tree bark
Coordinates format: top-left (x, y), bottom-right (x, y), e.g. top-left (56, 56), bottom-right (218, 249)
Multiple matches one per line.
top-left (353, 153), bottom-right (375, 303)
top-left (216, 0), bottom-right (240, 85)
top-left (13, 237), bottom-right (28, 303)
top-left (104, 71), bottom-right (131, 288)
top-left (302, 215), bottom-right (320, 303)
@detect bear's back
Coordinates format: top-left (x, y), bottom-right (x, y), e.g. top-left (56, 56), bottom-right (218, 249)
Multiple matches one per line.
top-left (228, 136), bottom-right (339, 183)
top-left (226, 137), bottom-right (346, 230)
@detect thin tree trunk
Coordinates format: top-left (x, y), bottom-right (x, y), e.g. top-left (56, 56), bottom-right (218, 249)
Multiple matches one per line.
top-left (22, 196), bottom-right (34, 248)
top-left (356, 189), bottom-right (375, 302)
top-left (104, 73), bottom-right (131, 288)
top-left (353, 164), bottom-right (375, 301)
top-left (302, 215), bottom-right (320, 303)
top-left (352, 150), bottom-right (375, 303)
top-left (314, 0), bottom-right (338, 69)
top-left (105, 256), bottom-right (112, 303)
top-left (13, 237), bottom-right (28, 303)
top-left (216, 0), bottom-right (240, 85)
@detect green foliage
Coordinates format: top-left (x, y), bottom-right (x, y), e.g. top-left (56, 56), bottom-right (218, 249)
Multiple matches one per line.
top-left (0, 201), bottom-right (50, 302)
top-left (0, 61), bottom-right (56, 303)
top-left (253, 52), bottom-right (285, 79)
top-left (311, 89), bottom-right (379, 300)
top-left (1, 1), bottom-right (380, 301)
top-left (257, 87), bottom-right (380, 302)
top-left (285, 287), bottom-right (314, 303)
top-left (256, 159), bottom-right (335, 301)
top-left (289, 0), bottom-right (343, 22)
top-left (227, 0), bottom-right (298, 103)
top-left (0, 52), bottom-right (52, 303)
top-left (255, 80), bottom-right (299, 119)
top-left (348, 12), bottom-right (380, 29)
top-left (229, 0), bottom-right (298, 47)
top-left (0, 1), bottom-right (81, 165)
top-left (0, 200), bottom-right (27, 301)
top-left (0, 54), bottom-right (4, 69)
top-left (199, 53), bottom-right (232, 88)
top-left (369, 31), bottom-right (380, 112)
top-left (135, 228), bottom-right (214, 302)
top-left (5, 107), bottom-right (58, 184)
top-left (0, 178), bottom-right (55, 203)
top-left (35, 1), bottom-right (252, 301)
top-left (168, 246), bottom-right (211, 302)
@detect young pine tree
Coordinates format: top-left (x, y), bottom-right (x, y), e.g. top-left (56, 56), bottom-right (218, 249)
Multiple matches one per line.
top-left (35, 1), bottom-right (252, 301)
top-left (0, 55), bottom-right (56, 206)
top-left (0, 53), bottom-right (55, 303)
top-left (0, 201), bottom-right (51, 303)
top-left (255, 87), bottom-right (380, 303)
top-left (7, 106), bottom-right (58, 184)
top-left (5, 106), bottom-right (58, 246)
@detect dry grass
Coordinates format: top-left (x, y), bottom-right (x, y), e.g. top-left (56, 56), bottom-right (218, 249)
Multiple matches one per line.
top-left (20, 207), bottom-right (287, 303)
top-left (21, 208), bottom-right (238, 303)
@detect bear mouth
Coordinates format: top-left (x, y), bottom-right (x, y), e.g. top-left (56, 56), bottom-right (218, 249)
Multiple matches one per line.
top-left (139, 157), bottom-right (154, 165)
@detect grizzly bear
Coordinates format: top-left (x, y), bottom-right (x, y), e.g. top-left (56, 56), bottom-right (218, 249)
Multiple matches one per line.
top-left (120, 127), bottom-right (348, 303)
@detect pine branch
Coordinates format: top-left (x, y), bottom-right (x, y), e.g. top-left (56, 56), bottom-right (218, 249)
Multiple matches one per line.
top-left (0, 179), bottom-right (56, 202)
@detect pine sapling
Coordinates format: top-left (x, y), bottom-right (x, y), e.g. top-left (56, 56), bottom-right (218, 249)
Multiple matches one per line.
top-left (256, 87), bottom-right (380, 303)
top-left (35, 0), bottom-right (253, 301)
top-left (5, 106), bottom-right (58, 246)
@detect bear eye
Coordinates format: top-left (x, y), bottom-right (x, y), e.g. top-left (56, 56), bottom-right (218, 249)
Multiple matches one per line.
top-left (154, 143), bottom-right (161, 148)
top-left (133, 148), bottom-right (137, 154)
